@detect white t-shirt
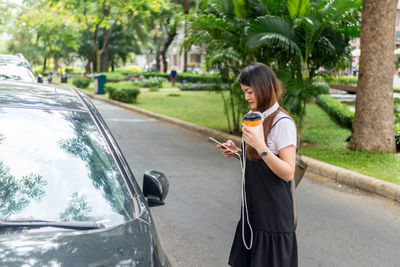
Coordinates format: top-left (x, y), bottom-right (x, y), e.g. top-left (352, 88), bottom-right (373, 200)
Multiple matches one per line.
top-left (266, 111), bottom-right (297, 155)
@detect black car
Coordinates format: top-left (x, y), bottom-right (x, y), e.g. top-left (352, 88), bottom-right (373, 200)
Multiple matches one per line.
top-left (0, 81), bottom-right (171, 266)
top-left (0, 54), bottom-right (37, 83)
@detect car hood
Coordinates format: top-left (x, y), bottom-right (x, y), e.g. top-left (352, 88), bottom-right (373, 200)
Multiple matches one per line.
top-left (0, 214), bottom-right (154, 266)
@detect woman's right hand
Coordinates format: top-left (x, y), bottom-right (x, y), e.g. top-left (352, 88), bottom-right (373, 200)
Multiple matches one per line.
top-left (217, 140), bottom-right (240, 159)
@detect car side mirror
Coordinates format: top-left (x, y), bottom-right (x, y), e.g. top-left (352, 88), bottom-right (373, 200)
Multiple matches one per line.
top-left (143, 170), bottom-right (169, 207)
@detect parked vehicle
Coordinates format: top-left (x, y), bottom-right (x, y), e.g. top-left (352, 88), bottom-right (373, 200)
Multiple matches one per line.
top-left (0, 81), bottom-right (171, 266)
top-left (0, 54), bottom-right (37, 83)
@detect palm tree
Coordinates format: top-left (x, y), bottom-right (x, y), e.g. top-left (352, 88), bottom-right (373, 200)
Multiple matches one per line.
top-left (187, 0), bottom-right (360, 132)
top-left (186, 0), bottom-right (255, 133)
top-left (348, 0), bottom-right (397, 152)
top-left (246, 0), bottom-right (361, 128)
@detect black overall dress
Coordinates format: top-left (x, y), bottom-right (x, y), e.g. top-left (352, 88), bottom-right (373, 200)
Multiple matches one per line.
top-left (228, 121), bottom-right (298, 267)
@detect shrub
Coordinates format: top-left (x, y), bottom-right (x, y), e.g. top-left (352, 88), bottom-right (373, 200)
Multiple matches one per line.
top-left (178, 83), bottom-right (228, 91)
top-left (101, 72), bottom-right (124, 82)
top-left (106, 85), bottom-right (140, 103)
top-left (320, 76), bottom-right (358, 85)
top-left (316, 94), bottom-right (354, 129)
top-left (33, 66), bottom-right (44, 76)
top-left (167, 93), bottom-right (181, 97)
top-left (310, 84), bottom-right (330, 95)
top-left (133, 72), bottom-right (221, 83)
top-left (317, 95), bottom-right (400, 151)
top-left (394, 98), bottom-right (400, 124)
top-left (395, 98), bottom-right (400, 152)
top-left (64, 66), bottom-right (85, 74)
top-left (134, 76), bottom-right (167, 88)
top-left (395, 123), bottom-right (400, 152)
top-left (115, 65), bottom-right (142, 74)
top-left (73, 77), bottom-right (91, 89)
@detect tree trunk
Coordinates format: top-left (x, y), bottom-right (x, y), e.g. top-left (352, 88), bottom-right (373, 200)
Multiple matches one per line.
top-left (42, 57), bottom-right (47, 74)
top-left (102, 43), bottom-right (109, 72)
top-left (161, 22), bottom-right (177, 72)
top-left (183, 20), bottom-right (188, 72)
top-left (96, 50), bottom-right (101, 73)
top-left (155, 35), bottom-right (161, 72)
top-left (182, 0), bottom-right (189, 73)
top-left (53, 56), bottom-right (59, 73)
top-left (348, 0), bottom-right (397, 152)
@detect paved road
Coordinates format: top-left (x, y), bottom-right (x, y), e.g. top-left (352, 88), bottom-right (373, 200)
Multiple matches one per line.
top-left (93, 99), bottom-right (400, 267)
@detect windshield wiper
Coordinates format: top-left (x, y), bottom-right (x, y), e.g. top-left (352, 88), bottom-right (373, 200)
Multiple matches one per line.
top-left (0, 220), bottom-right (105, 230)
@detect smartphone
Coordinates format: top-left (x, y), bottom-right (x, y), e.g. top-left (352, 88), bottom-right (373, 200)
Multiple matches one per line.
top-left (209, 136), bottom-right (231, 150)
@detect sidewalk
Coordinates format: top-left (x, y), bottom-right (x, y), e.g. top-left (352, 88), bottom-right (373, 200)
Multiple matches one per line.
top-left (84, 91), bottom-right (400, 203)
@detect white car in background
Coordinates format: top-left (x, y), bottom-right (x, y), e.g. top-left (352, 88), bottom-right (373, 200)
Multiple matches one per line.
top-left (0, 54), bottom-right (37, 83)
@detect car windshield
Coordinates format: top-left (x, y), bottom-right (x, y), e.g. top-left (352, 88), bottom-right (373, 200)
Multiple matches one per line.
top-left (0, 107), bottom-right (135, 227)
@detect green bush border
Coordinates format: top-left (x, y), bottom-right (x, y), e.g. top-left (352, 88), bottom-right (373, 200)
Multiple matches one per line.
top-left (177, 83), bottom-right (228, 91)
top-left (317, 94), bottom-right (400, 151)
top-left (106, 85), bottom-right (140, 103)
top-left (72, 77), bottom-right (91, 89)
top-left (315, 94), bottom-right (354, 129)
top-left (134, 76), bottom-right (167, 88)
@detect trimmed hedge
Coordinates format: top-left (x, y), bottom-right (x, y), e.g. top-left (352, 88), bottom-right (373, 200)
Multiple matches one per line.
top-left (317, 95), bottom-right (400, 151)
top-left (310, 84), bottom-right (330, 95)
top-left (101, 72), bottom-right (124, 82)
top-left (178, 83), bottom-right (229, 91)
top-left (72, 77), bottom-right (91, 89)
top-left (115, 65), bottom-right (142, 74)
top-left (91, 71), bottom-right (221, 83)
top-left (395, 123), bottom-right (400, 151)
top-left (322, 76), bottom-right (358, 85)
top-left (135, 72), bottom-right (221, 83)
top-left (134, 76), bottom-right (167, 88)
top-left (395, 98), bottom-right (400, 150)
top-left (65, 66), bottom-right (85, 74)
top-left (106, 85), bottom-right (140, 103)
top-left (315, 94), bottom-right (354, 129)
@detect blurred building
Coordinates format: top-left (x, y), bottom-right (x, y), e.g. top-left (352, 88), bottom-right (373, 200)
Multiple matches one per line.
top-left (133, 25), bottom-right (206, 73)
top-left (350, 0), bottom-right (400, 76)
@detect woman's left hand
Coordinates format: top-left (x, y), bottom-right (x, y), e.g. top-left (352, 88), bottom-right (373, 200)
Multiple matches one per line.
top-left (242, 124), bottom-right (266, 152)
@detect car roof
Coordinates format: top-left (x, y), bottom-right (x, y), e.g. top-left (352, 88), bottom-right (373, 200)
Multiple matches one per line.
top-left (0, 81), bottom-right (88, 112)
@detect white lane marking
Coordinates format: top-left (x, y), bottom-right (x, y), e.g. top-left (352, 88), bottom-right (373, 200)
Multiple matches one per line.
top-left (107, 118), bottom-right (157, 122)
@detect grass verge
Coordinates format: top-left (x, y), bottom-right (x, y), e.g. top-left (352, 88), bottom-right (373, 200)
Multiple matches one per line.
top-left (73, 87), bottom-right (399, 185)
top-left (299, 104), bottom-right (400, 184)
top-left (133, 90), bottom-right (230, 131)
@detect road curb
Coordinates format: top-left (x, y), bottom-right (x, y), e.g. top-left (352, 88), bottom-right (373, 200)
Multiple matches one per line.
top-left (85, 91), bottom-right (400, 203)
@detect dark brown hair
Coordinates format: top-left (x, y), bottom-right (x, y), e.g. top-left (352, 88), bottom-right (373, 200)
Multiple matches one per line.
top-left (238, 62), bottom-right (292, 161)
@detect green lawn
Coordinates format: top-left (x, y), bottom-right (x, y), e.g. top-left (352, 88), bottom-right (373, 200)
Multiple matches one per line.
top-left (129, 90), bottom-right (400, 185)
top-left (299, 104), bottom-right (400, 184)
top-left (133, 90), bottom-right (230, 131)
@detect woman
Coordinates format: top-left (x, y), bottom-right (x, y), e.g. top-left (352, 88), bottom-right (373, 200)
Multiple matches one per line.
top-left (170, 66), bottom-right (178, 86)
top-left (218, 63), bottom-right (298, 267)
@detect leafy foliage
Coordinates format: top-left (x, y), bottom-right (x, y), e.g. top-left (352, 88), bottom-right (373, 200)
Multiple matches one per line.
top-left (315, 94), bottom-right (354, 129)
top-left (134, 76), bottom-right (167, 88)
top-left (73, 77), bottom-right (91, 89)
top-left (320, 75), bottom-right (358, 85)
top-left (0, 162), bottom-right (47, 219)
top-left (178, 83), bottom-right (229, 91)
top-left (186, 0), bottom-right (361, 132)
top-left (106, 85), bottom-right (140, 103)
top-left (59, 192), bottom-right (95, 221)
top-left (101, 72), bottom-right (125, 82)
